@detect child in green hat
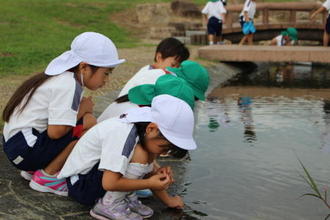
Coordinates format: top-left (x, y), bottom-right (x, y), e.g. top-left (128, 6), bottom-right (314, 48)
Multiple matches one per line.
top-left (98, 60), bottom-right (209, 122)
top-left (270, 27), bottom-right (298, 46)
top-left (166, 60), bottom-right (210, 101)
top-left (98, 38), bottom-right (190, 122)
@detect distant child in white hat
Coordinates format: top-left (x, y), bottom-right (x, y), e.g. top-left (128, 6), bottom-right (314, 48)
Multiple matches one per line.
top-left (2, 32), bottom-right (125, 196)
top-left (97, 38), bottom-right (189, 122)
top-left (57, 95), bottom-right (197, 220)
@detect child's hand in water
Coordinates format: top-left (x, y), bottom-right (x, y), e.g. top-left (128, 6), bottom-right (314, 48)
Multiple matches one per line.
top-left (156, 166), bottom-right (174, 184)
top-left (166, 195), bottom-right (184, 209)
top-left (80, 96), bottom-right (94, 114)
top-left (148, 173), bottom-right (171, 191)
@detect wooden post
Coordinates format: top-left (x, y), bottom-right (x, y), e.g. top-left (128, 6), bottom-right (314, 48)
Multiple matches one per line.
top-left (289, 10), bottom-right (296, 24)
top-left (263, 8), bottom-right (269, 25)
top-left (226, 12), bottom-right (233, 29)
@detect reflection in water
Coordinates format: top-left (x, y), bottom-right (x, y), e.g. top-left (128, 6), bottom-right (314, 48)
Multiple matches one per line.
top-left (189, 63), bottom-right (330, 219)
top-left (321, 100), bottom-right (330, 153)
top-left (238, 96), bottom-right (257, 144)
top-left (227, 63), bottom-right (330, 88)
top-left (191, 96), bottom-right (330, 219)
top-left (204, 98), bottom-right (231, 133)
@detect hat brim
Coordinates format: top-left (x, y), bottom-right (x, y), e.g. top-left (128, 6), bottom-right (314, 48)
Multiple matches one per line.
top-left (166, 67), bottom-right (181, 76)
top-left (128, 84), bottom-right (155, 106)
top-left (45, 51), bottom-right (126, 75)
top-left (159, 127), bottom-right (197, 150)
top-left (91, 59), bottom-right (126, 68)
top-left (194, 89), bottom-right (206, 101)
top-left (122, 107), bottom-right (152, 123)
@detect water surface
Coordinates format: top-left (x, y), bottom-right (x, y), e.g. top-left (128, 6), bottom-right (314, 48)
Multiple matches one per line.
top-left (173, 63), bottom-right (330, 219)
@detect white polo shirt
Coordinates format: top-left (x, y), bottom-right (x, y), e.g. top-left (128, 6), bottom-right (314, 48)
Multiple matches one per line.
top-left (118, 65), bottom-right (166, 97)
top-left (97, 101), bottom-right (138, 122)
top-left (201, 1), bottom-right (227, 20)
top-left (240, 0), bottom-right (256, 20)
top-left (275, 35), bottom-right (286, 46)
top-left (58, 117), bottom-right (139, 179)
top-left (97, 65), bottom-right (168, 122)
top-left (3, 71), bottom-right (83, 142)
top-left (323, 0), bottom-right (330, 13)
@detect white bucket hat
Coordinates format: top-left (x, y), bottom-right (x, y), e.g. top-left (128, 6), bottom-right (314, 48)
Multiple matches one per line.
top-left (123, 94), bottom-right (197, 150)
top-left (45, 32), bottom-right (125, 75)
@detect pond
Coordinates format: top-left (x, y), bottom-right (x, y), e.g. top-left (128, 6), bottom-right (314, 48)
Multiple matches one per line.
top-left (164, 63), bottom-right (330, 220)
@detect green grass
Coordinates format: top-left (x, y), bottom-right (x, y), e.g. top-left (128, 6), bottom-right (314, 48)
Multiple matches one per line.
top-left (0, 0), bottom-right (173, 76)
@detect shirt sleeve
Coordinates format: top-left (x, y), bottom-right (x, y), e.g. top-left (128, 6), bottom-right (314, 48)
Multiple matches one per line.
top-left (323, 0), bottom-right (330, 10)
top-left (201, 2), bottom-right (209, 14)
top-left (99, 124), bottom-right (138, 175)
top-left (48, 78), bottom-right (82, 126)
top-left (220, 3), bottom-right (227, 14)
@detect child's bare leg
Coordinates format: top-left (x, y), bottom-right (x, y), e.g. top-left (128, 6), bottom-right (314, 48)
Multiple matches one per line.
top-left (208, 34), bottom-right (215, 45)
top-left (239, 36), bottom-right (247, 45)
top-left (44, 140), bottom-right (77, 175)
top-left (44, 113), bottom-right (96, 175)
top-left (323, 31), bottom-right (329, 46)
top-left (248, 34), bottom-right (253, 45)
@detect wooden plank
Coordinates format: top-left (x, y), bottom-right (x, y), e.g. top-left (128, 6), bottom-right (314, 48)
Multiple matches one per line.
top-left (198, 45), bottom-right (330, 63)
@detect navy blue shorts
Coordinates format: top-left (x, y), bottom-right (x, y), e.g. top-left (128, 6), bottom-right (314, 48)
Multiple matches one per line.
top-left (240, 16), bottom-right (245, 28)
top-left (326, 15), bottom-right (330, 34)
top-left (67, 163), bottom-right (105, 206)
top-left (3, 120), bottom-right (83, 171)
top-left (207, 16), bottom-right (222, 36)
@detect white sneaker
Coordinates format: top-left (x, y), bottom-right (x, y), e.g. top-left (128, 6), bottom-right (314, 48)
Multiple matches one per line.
top-left (20, 171), bottom-right (34, 181)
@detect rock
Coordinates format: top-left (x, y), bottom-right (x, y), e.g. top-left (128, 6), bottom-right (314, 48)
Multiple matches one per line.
top-left (171, 0), bottom-right (202, 18)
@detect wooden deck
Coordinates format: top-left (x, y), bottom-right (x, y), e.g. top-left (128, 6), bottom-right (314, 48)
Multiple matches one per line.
top-left (198, 45), bottom-right (330, 63)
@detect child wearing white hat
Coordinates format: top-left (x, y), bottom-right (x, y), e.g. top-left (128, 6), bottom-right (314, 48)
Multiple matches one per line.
top-left (2, 32), bottom-right (125, 196)
top-left (57, 95), bottom-right (197, 220)
top-left (97, 37), bottom-right (190, 122)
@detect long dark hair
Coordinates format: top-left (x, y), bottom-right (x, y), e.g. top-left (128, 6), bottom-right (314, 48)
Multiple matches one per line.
top-left (2, 73), bottom-right (52, 122)
top-left (2, 64), bottom-right (100, 122)
top-left (115, 94), bottom-right (130, 103)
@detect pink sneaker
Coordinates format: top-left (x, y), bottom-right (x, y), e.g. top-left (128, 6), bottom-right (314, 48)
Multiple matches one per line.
top-left (20, 171), bottom-right (35, 181)
top-left (29, 170), bottom-right (68, 196)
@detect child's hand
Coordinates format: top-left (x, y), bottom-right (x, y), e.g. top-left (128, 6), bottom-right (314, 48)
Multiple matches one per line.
top-left (148, 173), bottom-right (171, 191)
top-left (166, 195), bottom-right (184, 209)
top-left (156, 166), bottom-right (174, 184)
top-left (80, 96), bottom-right (94, 114)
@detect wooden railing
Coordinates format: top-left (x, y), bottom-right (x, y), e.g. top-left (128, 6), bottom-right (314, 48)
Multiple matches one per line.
top-left (224, 2), bottom-right (326, 32)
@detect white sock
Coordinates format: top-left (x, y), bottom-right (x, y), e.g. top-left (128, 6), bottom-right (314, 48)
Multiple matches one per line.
top-left (41, 169), bottom-right (57, 177)
top-left (209, 41), bottom-right (214, 45)
top-left (102, 191), bottom-right (127, 205)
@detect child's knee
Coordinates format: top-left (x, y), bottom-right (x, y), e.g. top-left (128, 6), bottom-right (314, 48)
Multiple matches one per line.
top-left (83, 113), bottom-right (97, 130)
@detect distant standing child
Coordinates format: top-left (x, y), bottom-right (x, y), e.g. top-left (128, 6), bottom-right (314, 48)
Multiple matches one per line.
top-left (58, 95), bottom-right (197, 220)
top-left (2, 32), bottom-right (125, 196)
top-left (311, 0), bottom-right (330, 46)
top-left (202, 0), bottom-right (227, 45)
top-left (97, 37), bottom-right (189, 122)
top-left (239, 0), bottom-right (257, 45)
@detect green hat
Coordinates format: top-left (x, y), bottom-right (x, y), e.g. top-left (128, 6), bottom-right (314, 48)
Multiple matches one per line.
top-left (128, 74), bottom-right (195, 109)
top-left (166, 60), bottom-right (209, 101)
top-left (210, 0), bottom-right (219, 2)
top-left (282, 27), bottom-right (298, 41)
